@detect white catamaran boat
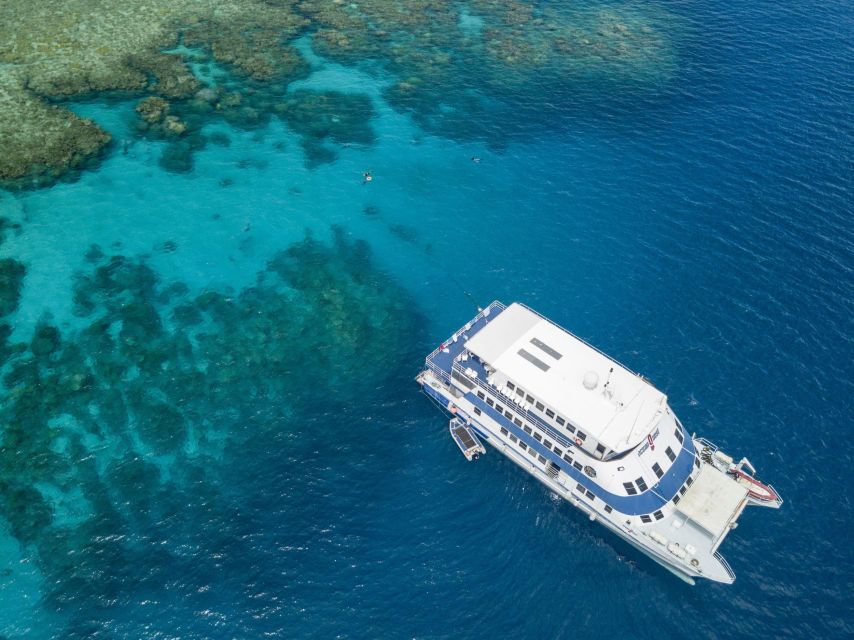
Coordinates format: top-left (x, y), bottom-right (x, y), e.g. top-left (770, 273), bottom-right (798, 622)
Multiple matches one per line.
top-left (417, 302), bottom-right (781, 584)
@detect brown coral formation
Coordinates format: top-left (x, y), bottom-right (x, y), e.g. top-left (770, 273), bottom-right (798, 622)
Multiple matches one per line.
top-left (0, 76), bottom-right (111, 188)
top-left (300, 0), bottom-right (677, 140)
top-left (0, 0), bottom-right (312, 186)
top-left (0, 0), bottom-right (679, 187)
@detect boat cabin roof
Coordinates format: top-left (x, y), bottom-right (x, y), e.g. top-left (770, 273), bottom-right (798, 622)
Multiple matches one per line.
top-left (464, 302), bottom-right (666, 451)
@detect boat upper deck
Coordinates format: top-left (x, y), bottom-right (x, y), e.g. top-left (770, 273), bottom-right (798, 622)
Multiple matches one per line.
top-left (425, 302), bottom-right (668, 452)
top-left (425, 302), bottom-right (504, 384)
top-left (462, 303), bottom-right (666, 451)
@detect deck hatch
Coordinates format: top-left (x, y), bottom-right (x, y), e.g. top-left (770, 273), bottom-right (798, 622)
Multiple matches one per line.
top-left (518, 348), bottom-right (550, 371)
top-left (530, 337), bottom-right (563, 360)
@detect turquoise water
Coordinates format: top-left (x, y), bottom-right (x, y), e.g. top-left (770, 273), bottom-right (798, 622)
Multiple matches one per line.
top-left (0, 0), bottom-right (852, 638)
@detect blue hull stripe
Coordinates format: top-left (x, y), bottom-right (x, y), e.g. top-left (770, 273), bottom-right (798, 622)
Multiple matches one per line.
top-left (421, 378), bottom-right (695, 516)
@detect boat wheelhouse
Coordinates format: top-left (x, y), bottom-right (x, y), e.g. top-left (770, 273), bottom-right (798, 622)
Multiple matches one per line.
top-left (417, 301), bottom-right (781, 584)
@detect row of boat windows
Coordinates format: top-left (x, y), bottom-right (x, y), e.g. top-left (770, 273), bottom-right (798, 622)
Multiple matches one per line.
top-left (479, 396), bottom-right (697, 511)
top-left (491, 403), bottom-right (588, 481)
top-left (478, 391), bottom-right (570, 453)
top-left (640, 510), bottom-right (664, 523)
top-left (621, 439), bottom-right (681, 496)
top-left (498, 425), bottom-right (549, 465)
top-left (572, 480), bottom-right (616, 516)
top-left (503, 381), bottom-right (591, 445)
top-left (494, 417), bottom-right (671, 524)
top-left (671, 472), bottom-right (696, 506)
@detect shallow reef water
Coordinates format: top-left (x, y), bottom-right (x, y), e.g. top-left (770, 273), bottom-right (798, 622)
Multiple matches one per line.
top-left (0, 0), bottom-right (852, 638)
top-left (0, 0), bottom-right (679, 187)
top-left (0, 230), bottom-right (422, 636)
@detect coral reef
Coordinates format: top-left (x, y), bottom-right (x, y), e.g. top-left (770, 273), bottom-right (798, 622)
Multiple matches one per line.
top-left (0, 0), bottom-right (311, 186)
top-left (0, 0), bottom-right (679, 186)
top-left (276, 90), bottom-right (376, 166)
top-left (0, 231), bottom-right (422, 622)
top-left (0, 258), bottom-right (26, 317)
top-left (0, 76), bottom-right (111, 188)
top-left (301, 0), bottom-right (678, 143)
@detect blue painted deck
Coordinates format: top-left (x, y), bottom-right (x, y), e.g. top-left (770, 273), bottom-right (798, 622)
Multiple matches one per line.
top-left (426, 302), bottom-right (506, 380)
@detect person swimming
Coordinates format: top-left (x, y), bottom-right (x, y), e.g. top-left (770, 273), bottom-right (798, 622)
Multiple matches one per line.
top-left (362, 171), bottom-right (373, 184)
top-left (471, 156), bottom-right (481, 163)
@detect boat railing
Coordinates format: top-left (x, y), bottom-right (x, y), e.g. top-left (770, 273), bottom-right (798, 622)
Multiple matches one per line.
top-left (425, 359), bottom-right (451, 384)
top-left (517, 302), bottom-right (639, 376)
top-left (424, 300), bottom-right (506, 365)
top-left (714, 551), bottom-right (736, 582)
top-left (694, 436), bottom-right (719, 453)
top-left (762, 485), bottom-right (784, 508)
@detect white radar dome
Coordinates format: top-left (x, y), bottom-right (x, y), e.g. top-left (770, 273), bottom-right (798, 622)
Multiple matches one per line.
top-left (582, 371), bottom-right (599, 390)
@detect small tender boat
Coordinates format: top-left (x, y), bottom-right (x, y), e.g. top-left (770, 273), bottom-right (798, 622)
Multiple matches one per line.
top-left (730, 468), bottom-right (782, 505)
top-left (705, 447), bottom-right (782, 507)
top-left (449, 418), bottom-right (486, 461)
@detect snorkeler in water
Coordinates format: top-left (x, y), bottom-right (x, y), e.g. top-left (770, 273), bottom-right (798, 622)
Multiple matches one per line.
top-left (471, 156), bottom-right (481, 163)
top-left (362, 171), bottom-right (373, 184)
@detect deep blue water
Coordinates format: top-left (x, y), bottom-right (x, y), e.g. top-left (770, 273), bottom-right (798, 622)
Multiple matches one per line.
top-left (0, 0), bottom-right (851, 638)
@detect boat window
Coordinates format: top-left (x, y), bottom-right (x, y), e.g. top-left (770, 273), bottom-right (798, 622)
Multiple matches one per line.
top-left (486, 398), bottom-right (494, 407)
top-left (515, 387), bottom-right (524, 397)
top-left (473, 407), bottom-right (481, 416)
top-left (595, 443), bottom-right (605, 455)
top-left (652, 463), bottom-right (664, 479)
top-left (556, 416), bottom-right (565, 426)
top-left (674, 427), bottom-right (684, 444)
top-left (510, 434), bottom-right (518, 443)
top-left (635, 477), bottom-right (648, 492)
top-left (538, 455), bottom-right (547, 464)
top-left (566, 424), bottom-right (576, 434)
top-left (640, 515), bottom-right (652, 523)
top-left (507, 381), bottom-right (515, 391)
top-left (477, 391), bottom-right (485, 399)
top-left (665, 446), bottom-right (676, 462)
top-left (673, 495), bottom-right (681, 505)
top-left (513, 417), bottom-right (523, 427)
top-left (576, 483), bottom-right (585, 493)
top-left (694, 458), bottom-right (700, 468)
top-left (553, 447), bottom-right (563, 456)
top-left (545, 408), bottom-right (555, 419)
top-left (679, 485), bottom-right (687, 495)
top-left (500, 427), bottom-right (508, 436)
top-left (573, 461), bottom-right (583, 471)
top-left (563, 453), bottom-right (573, 464)
top-left (585, 490), bottom-right (595, 500)
top-left (534, 433), bottom-right (542, 442)
top-left (577, 432), bottom-right (587, 442)
top-left (523, 426), bottom-right (532, 434)
top-left (686, 477), bottom-right (693, 486)
top-left (544, 440), bottom-right (552, 449)
top-left (623, 482), bottom-right (638, 496)
top-left (519, 442), bottom-right (527, 451)
top-left (535, 401), bottom-right (545, 411)
top-left (529, 448), bottom-right (537, 458)
top-left (653, 510), bottom-right (664, 520)
top-left (604, 505), bottom-right (613, 514)
top-left (504, 410), bottom-right (512, 419)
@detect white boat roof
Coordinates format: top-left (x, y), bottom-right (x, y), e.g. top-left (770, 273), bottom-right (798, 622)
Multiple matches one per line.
top-left (465, 303), bottom-right (666, 451)
top-left (676, 465), bottom-right (748, 541)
